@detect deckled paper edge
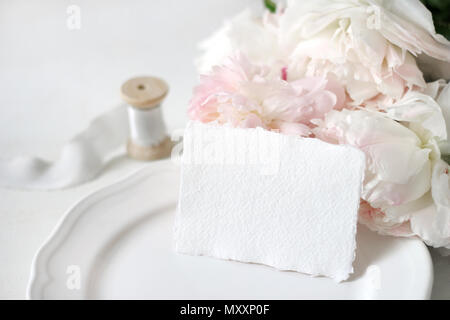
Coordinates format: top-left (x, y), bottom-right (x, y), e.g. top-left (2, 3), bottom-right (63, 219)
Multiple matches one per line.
top-left (175, 121), bottom-right (367, 282)
top-left (333, 144), bottom-right (366, 282)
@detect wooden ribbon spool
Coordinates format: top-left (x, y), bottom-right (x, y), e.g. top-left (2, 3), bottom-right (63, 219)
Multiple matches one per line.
top-left (121, 76), bottom-right (173, 161)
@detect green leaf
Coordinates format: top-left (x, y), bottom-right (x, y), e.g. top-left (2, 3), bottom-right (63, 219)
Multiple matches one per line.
top-left (421, 0), bottom-right (450, 39)
top-left (443, 154), bottom-right (450, 165)
top-left (422, 0), bottom-right (450, 11)
top-left (264, 0), bottom-right (277, 13)
top-left (436, 24), bottom-right (450, 40)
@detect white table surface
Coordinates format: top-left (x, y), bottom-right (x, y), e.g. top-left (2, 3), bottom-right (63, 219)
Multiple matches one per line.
top-left (0, 0), bottom-right (448, 300)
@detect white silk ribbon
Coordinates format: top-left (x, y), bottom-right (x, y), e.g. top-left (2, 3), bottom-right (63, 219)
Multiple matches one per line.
top-left (0, 105), bottom-right (130, 190)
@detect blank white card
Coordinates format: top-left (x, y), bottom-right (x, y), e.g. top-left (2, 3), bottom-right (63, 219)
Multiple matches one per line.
top-left (174, 121), bottom-right (365, 281)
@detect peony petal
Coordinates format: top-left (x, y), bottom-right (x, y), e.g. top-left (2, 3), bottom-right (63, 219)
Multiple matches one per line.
top-left (275, 121), bottom-right (312, 137)
top-left (363, 142), bottom-right (430, 184)
top-left (410, 203), bottom-right (450, 248)
top-left (381, 0), bottom-right (450, 61)
top-left (197, 9), bottom-right (283, 74)
top-left (431, 159), bottom-right (450, 238)
top-left (315, 109), bottom-right (432, 208)
top-left (363, 159), bottom-right (431, 208)
top-left (394, 53), bottom-right (426, 88)
top-left (346, 79), bottom-right (380, 103)
top-left (381, 90), bottom-right (448, 141)
top-left (423, 79), bottom-right (447, 99)
top-left (408, 161), bottom-right (450, 249)
top-left (358, 200), bottom-right (414, 237)
top-left (437, 82), bottom-right (450, 155)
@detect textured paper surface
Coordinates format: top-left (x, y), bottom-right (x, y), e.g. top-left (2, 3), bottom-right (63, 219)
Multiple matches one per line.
top-left (174, 121), bottom-right (366, 282)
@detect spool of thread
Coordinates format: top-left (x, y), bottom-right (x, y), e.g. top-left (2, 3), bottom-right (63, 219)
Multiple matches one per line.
top-left (121, 76), bottom-right (173, 161)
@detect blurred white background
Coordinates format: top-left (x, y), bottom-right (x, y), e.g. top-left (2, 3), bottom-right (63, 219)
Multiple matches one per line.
top-left (0, 0), bottom-right (448, 299)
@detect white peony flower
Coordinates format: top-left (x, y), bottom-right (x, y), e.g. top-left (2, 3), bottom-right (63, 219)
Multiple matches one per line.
top-left (280, 0), bottom-right (450, 103)
top-left (313, 109), bottom-right (433, 211)
top-left (196, 9), bottom-right (284, 75)
top-left (436, 82), bottom-right (450, 156)
top-left (280, 0), bottom-right (450, 61)
top-left (197, 0), bottom-right (450, 105)
top-left (408, 82), bottom-right (450, 249)
top-left (313, 81), bottom-right (450, 248)
top-left (410, 159), bottom-right (450, 249)
top-left (381, 83), bottom-right (447, 142)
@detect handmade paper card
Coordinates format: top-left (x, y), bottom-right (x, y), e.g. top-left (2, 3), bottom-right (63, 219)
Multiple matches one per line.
top-left (174, 121), bottom-right (366, 282)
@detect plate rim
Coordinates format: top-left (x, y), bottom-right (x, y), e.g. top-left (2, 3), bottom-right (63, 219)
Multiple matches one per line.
top-left (26, 160), bottom-right (434, 300)
top-left (26, 160), bottom-right (177, 299)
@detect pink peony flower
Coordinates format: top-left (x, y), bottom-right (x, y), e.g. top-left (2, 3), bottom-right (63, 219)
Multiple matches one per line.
top-left (189, 54), bottom-right (345, 136)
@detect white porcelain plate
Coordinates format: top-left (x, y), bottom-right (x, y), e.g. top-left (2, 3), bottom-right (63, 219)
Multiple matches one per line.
top-left (28, 160), bottom-right (433, 300)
